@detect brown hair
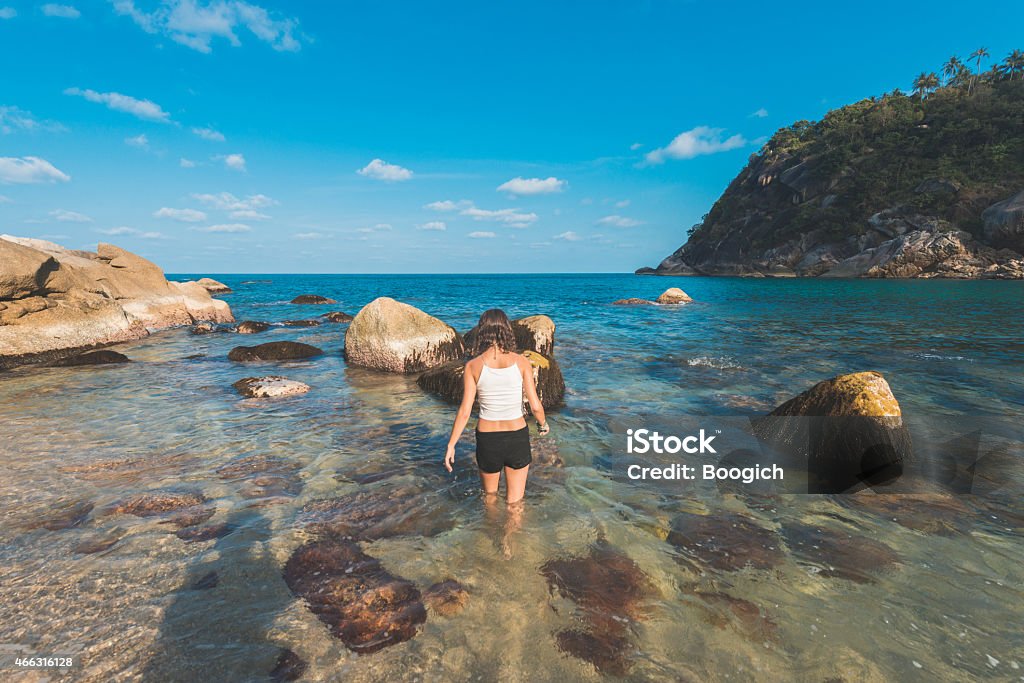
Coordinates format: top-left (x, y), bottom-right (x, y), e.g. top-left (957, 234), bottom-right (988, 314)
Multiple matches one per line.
top-left (472, 308), bottom-right (516, 355)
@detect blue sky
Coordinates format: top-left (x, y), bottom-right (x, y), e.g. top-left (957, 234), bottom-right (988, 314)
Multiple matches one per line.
top-left (1, 1), bottom-right (1020, 273)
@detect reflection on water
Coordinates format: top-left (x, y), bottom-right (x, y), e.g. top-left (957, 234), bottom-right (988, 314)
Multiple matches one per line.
top-left (1, 274), bottom-right (1022, 681)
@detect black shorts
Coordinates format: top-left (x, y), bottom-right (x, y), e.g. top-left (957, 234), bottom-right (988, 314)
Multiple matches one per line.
top-left (475, 427), bottom-right (532, 474)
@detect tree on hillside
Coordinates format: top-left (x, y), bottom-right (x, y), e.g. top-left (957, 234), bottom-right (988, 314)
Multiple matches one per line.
top-left (968, 47), bottom-right (990, 93)
top-left (998, 49), bottom-right (1024, 80)
top-left (942, 56), bottom-right (965, 86)
top-left (912, 72), bottom-right (940, 99)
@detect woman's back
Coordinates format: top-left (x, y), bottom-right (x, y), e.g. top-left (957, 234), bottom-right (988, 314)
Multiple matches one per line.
top-left (475, 354), bottom-right (524, 421)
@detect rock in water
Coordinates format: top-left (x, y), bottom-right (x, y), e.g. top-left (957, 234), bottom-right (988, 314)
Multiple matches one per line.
top-left (281, 319), bottom-right (321, 327)
top-left (282, 537), bottom-right (426, 653)
top-left (416, 350), bottom-right (565, 409)
top-left (227, 341), bottom-right (323, 362)
top-left (233, 376), bottom-right (311, 398)
top-left (32, 500), bottom-right (94, 530)
top-left (53, 350), bottom-right (131, 366)
top-left (344, 297), bottom-right (463, 373)
top-left (422, 579), bottom-right (469, 617)
top-left (781, 523), bottom-right (900, 584)
top-left (191, 321), bottom-right (217, 334)
top-left (611, 297), bottom-right (654, 305)
top-left (321, 311), bottom-right (354, 323)
top-left (269, 649), bottom-right (307, 682)
top-left (112, 490), bottom-right (207, 517)
top-left (752, 371), bottom-right (912, 493)
top-left (0, 236), bottom-right (233, 369)
top-left (235, 320), bottom-right (270, 334)
top-left (298, 486), bottom-right (454, 540)
top-left (655, 287), bottom-right (692, 304)
top-left (193, 277), bottom-right (232, 294)
top-left (666, 513), bottom-right (784, 572)
top-left (540, 540), bottom-right (658, 676)
top-left (290, 294), bottom-right (336, 304)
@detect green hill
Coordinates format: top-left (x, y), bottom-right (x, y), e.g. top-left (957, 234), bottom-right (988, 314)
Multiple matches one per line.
top-left (640, 49), bottom-right (1024, 278)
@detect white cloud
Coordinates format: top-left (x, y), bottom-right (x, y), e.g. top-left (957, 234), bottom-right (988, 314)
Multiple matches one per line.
top-left (0, 106), bottom-right (66, 134)
top-left (357, 158), bottom-right (413, 181)
top-left (462, 206), bottom-right (538, 228)
top-left (113, 0), bottom-right (302, 53)
top-left (64, 87), bottom-right (171, 122)
top-left (50, 209), bottom-right (92, 223)
top-left (497, 176), bottom-right (566, 196)
top-left (180, 157), bottom-right (196, 168)
top-left (614, 199), bottom-right (631, 208)
top-left (192, 126), bottom-right (225, 142)
top-left (42, 4), bottom-right (80, 18)
top-left (417, 221), bottom-right (446, 231)
top-left (356, 223), bottom-right (392, 233)
top-left (199, 223), bottom-right (251, 233)
top-left (468, 231), bottom-right (495, 239)
top-left (751, 107), bottom-right (769, 118)
top-left (645, 126), bottom-right (748, 164)
top-left (425, 199), bottom-right (471, 211)
top-left (0, 7), bottom-right (16, 19)
top-left (294, 232), bottom-right (325, 239)
top-left (192, 191), bottom-right (276, 211)
top-left (216, 153), bottom-right (246, 171)
top-left (229, 209), bottom-right (269, 220)
top-left (0, 195), bottom-right (11, 203)
top-left (96, 226), bottom-right (166, 239)
top-left (125, 133), bottom-right (149, 149)
top-left (554, 231), bottom-right (581, 241)
top-left (597, 214), bottom-right (643, 228)
top-left (0, 156), bottom-right (71, 184)
top-left (629, 142), bottom-right (643, 151)
top-left (154, 207), bottom-right (206, 222)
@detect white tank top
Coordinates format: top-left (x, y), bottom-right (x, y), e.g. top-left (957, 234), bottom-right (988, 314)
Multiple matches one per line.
top-left (476, 363), bottom-right (525, 420)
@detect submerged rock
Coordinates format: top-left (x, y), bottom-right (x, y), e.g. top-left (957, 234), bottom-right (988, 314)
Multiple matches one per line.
top-left (233, 376), bottom-right (311, 398)
top-left (540, 540), bottom-right (658, 676)
top-left (422, 579), bottom-right (469, 617)
top-left (322, 311), bottom-right (354, 323)
top-left (666, 512), bottom-right (783, 572)
top-left (33, 500), bottom-right (94, 530)
top-left (217, 454), bottom-right (303, 501)
top-left (283, 537), bottom-right (426, 653)
top-left (843, 489), bottom-right (970, 535)
top-left (416, 350), bottom-right (565, 409)
top-left (781, 523), bottom-right (900, 584)
top-left (344, 297), bottom-right (463, 373)
top-left (176, 522), bottom-right (235, 543)
top-left (611, 298), bottom-right (654, 305)
top-left (752, 371), bottom-right (912, 493)
top-left (112, 490), bottom-right (208, 518)
top-left (655, 287), bottom-right (693, 304)
top-left (235, 320), bottom-right (271, 334)
top-left (290, 294), bottom-right (336, 304)
top-left (685, 588), bottom-right (779, 643)
top-left (73, 533), bottom-right (121, 554)
top-left (53, 350), bottom-right (131, 366)
top-left (299, 486), bottom-right (454, 541)
top-left (228, 341), bottom-right (323, 362)
top-left (281, 319), bottom-right (321, 327)
top-left (269, 649), bottom-right (307, 682)
top-left (190, 321), bottom-right (217, 334)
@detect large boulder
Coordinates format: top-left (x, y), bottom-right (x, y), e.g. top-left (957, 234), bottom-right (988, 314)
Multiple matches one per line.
top-left (228, 341), bottom-right (323, 362)
top-left (0, 235), bottom-right (234, 369)
top-left (417, 349), bottom-right (565, 409)
top-left (192, 277), bottom-right (232, 294)
top-left (655, 287), bottom-right (692, 304)
top-left (235, 320), bottom-right (271, 334)
top-left (344, 297), bottom-right (463, 373)
top-left (463, 314), bottom-right (555, 356)
top-left (752, 371), bottom-right (912, 493)
top-left (982, 190), bottom-right (1024, 251)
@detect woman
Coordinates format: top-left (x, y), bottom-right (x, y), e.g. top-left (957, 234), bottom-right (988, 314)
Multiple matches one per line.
top-left (444, 309), bottom-right (549, 504)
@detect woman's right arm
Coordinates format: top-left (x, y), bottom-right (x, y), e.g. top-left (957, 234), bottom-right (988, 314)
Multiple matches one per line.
top-left (521, 357), bottom-right (548, 434)
top-left (444, 363), bottom-right (477, 472)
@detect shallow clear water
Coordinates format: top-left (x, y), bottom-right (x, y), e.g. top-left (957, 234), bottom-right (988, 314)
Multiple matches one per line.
top-left (1, 274), bottom-right (1022, 682)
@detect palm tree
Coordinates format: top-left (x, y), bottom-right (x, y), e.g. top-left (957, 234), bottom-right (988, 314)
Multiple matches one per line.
top-left (998, 49), bottom-right (1024, 80)
top-left (912, 72), bottom-right (941, 99)
top-left (942, 56), bottom-right (964, 86)
top-left (968, 47), bottom-right (990, 93)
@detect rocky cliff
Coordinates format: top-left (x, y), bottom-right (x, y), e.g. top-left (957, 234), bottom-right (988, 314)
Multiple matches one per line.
top-left (640, 77), bottom-right (1024, 278)
top-left (0, 236), bottom-right (233, 369)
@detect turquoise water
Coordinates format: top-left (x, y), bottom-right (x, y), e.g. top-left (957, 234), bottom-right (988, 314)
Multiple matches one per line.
top-left (1, 274), bottom-right (1022, 681)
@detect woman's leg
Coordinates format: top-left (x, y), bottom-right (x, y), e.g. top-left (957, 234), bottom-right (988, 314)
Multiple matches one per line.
top-left (504, 464), bottom-right (529, 504)
top-left (479, 469), bottom-right (501, 495)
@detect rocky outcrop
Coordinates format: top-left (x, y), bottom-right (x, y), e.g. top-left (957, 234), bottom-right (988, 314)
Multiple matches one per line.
top-left (463, 314), bottom-right (556, 356)
top-left (0, 236), bottom-right (233, 369)
top-left (232, 376), bottom-right (311, 398)
top-left (655, 287), bottom-right (692, 304)
top-left (752, 371), bottom-right (912, 493)
top-left (637, 80), bottom-right (1024, 278)
top-left (321, 311), bottom-right (353, 323)
top-left (191, 277), bottom-right (232, 294)
top-left (417, 349), bottom-right (565, 409)
top-left (344, 297), bottom-right (463, 373)
top-left (228, 341), bottom-right (323, 362)
top-left (53, 350), bottom-right (131, 366)
top-left (290, 294), bottom-right (335, 304)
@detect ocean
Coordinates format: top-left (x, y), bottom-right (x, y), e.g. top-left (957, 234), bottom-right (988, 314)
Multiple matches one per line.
top-left (1, 273), bottom-right (1021, 681)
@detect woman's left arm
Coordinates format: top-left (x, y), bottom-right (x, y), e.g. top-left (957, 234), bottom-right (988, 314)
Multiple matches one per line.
top-left (444, 363), bottom-right (477, 472)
